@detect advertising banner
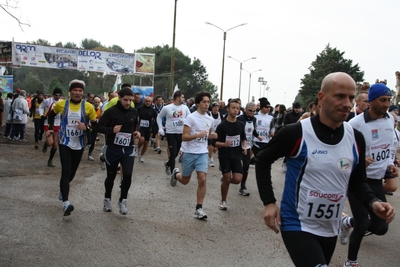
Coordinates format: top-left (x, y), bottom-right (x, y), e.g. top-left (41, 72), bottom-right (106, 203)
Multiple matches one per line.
top-left (133, 86), bottom-right (154, 98)
top-left (135, 53), bottom-right (155, 74)
top-left (0, 41), bottom-right (12, 63)
top-left (0, 75), bottom-right (13, 93)
top-left (12, 43), bottom-right (139, 75)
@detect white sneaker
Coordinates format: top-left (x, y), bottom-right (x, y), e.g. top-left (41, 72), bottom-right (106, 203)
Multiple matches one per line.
top-left (63, 201), bottom-right (74, 216)
top-left (170, 168), bottom-right (179, 187)
top-left (139, 156), bottom-right (144, 163)
top-left (103, 198), bottom-right (112, 212)
top-left (164, 161), bottom-right (171, 175)
top-left (88, 155), bottom-right (94, 161)
top-left (343, 260), bottom-right (359, 266)
top-left (339, 212), bottom-right (352, 245)
top-left (194, 208), bottom-right (207, 220)
top-left (118, 199), bottom-right (128, 215)
top-left (209, 160), bottom-right (215, 167)
top-left (219, 201), bottom-right (228, 210)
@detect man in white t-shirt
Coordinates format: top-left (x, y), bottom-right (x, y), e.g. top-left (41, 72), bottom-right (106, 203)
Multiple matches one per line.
top-left (156, 90), bottom-right (190, 176)
top-left (170, 91), bottom-right (217, 220)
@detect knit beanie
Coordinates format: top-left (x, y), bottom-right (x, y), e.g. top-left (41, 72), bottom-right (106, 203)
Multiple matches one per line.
top-left (368, 83), bottom-right (392, 102)
top-left (69, 79), bottom-right (85, 91)
top-left (258, 97), bottom-right (270, 108)
top-left (53, 87), bottom-right (63, 95)
top-left (389, 105), bottom-right (399, 112)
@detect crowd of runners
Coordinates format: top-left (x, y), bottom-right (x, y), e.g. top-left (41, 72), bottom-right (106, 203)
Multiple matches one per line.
top-left (0, 72), bottom-right (397, 267)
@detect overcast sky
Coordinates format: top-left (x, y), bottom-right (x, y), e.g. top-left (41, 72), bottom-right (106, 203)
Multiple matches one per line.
top-left (2, 0), bottom-right (399, 107)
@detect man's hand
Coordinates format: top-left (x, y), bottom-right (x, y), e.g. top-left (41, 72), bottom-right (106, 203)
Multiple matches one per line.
top-left (365, 156), bottom-right (374, 167)
top-left (263, 203), bottom-right (281, 234)
top-left (371, 201), bottom-right (395, 224)
top-left (388, 165), bottom-right (398, 178)
top-left (113, 125), bottom-right (122, 133)
top-left (158, 128), bottom-right (165, 136)
top-left (46, 130), bottom-right (54, 137)
top-left (77, 122), bottom-right (86, 131)
top-left (133, 131), bottom-right (141, 139)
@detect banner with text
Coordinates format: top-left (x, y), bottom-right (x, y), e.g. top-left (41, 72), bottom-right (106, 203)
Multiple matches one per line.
top-left (0, 75), bottom-right (13, 93)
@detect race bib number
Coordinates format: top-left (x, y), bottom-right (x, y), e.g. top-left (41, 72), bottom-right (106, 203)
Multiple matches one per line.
top-left (172, 120), bottom-right (183, 128)
top-left (226, 135), bottom-right (240, 147)
top-left (195, 130), bottom-right (208, 142)
top-left (257, 127), bottom-right (268, 137)
top-left (66, 125), bottom-right (83, 137)
top-left (301, 190), bottom-right (344, 221)
top-left (370, 144), bottom-right (391, 162)
top-left (140, 119), bottom-right (150, 128)
top-left (114, 132), bottom-right (132, 146)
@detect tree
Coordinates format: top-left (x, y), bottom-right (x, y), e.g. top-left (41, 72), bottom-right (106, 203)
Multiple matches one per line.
top-left (1, 0), bottom-right (30, 30)
top-left (81, 39), bottom-right (102, 50)
top-left (299, 44), bottom-right (364, 106)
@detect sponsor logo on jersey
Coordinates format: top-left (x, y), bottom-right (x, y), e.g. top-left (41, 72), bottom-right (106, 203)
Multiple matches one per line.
top-left (371, 129), bottom-right (378, 140)
top-left (309, 191), bottom-right (345, 202)
top-left (312, 149), bottom-right (328, 154)
top-left (337, 158), bottom-right (351, 170)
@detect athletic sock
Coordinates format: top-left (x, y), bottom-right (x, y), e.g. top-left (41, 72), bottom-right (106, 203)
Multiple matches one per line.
top-left (49, 148), bottom-right (57, 161)
top-left (196, 204), bottom-right (202, 210)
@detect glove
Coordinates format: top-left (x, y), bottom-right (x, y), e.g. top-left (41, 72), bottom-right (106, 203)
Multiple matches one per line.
top-left (158, 128), bottom-right (165, 136)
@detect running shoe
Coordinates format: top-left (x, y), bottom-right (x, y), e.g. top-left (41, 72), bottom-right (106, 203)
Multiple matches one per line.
top-left (139, 156), bottom-right (144, 163)
top-left (48, 160), bottom-right (55, 167)
top-left (170, 168), bottom-right (179, 187)
top-left (99, 154), bottom-right (106, 170)
top-left (34, 142), bottom-right (38, 149)
top-left (88, 155), bottom-right (94, 161)
top-left (343, 260), bottom-right (359, 266)
top-left (209, 160), bottom-right (215, 167)
top-left (19, 139), bottom-right (28, 142)
top-left (219, 201), bottom-right (228, 210)
top-left (103, 198), bottom-right (112, 212)
top-left (2, 135), bottom-right (8, 139)
top-left (339, 212), bottom-right (352, 245)
top-left (118, 199), bottom-right (128, 215)
top-left (63, 201), bottom-right (74, 216)
top-left (194, 208), bottom-right (208, 220)
top-left (157, 148), bottom-right (162, 154)
top-left (364, 231), bottom-right (373, 236)
top-left (239, 188), bottom-right (250, 196)
top-left (164, 161), bottom-right (171, 175)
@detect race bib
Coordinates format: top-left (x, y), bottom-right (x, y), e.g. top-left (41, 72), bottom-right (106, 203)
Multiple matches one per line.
top-left (300, 189), bottom-right (345, 221)
top-left (65, 125), bottom-right (83, 137)
top-left (257, 126), bottom-right (268, 137)
top-left (114, 132), bottom-right (132, 146)
top-left (172, 120), bottom-right (183, 128)
top-left (370, 144), bottom-right (391, 162)
top-left (140, 119), bottom-right (150, 128)
top-left (226, 135), bottom-right (240, 147)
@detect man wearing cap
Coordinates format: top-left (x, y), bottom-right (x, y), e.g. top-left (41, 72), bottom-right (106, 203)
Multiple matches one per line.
top-left (47, 79), bottom-right (97, 216)
top-left (388, 105), bottom-right (399, 115)
top-left (340, 83), bottom-right (398, 267)
top-left (30, 91), bottom-right (45, 149)
top-left (208, 101), bottom-right (222, 167)
top-left (39, 87), bottom-right (63, 166)
top-left (253, 97), bottom-right (275, 156)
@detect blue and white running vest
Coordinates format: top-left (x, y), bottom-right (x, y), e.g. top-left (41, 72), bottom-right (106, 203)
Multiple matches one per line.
top-left (281, 119), bottom-right (359, 237)
top-left (59, 99), bottom-right (87, 150)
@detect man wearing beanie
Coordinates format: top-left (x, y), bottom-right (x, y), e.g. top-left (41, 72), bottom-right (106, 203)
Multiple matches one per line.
top-left (342, 82), bottom-right (397, 266)
top-left (388, 105), bottom-right (399, 115)
top-left (39, 87), bottom-right (63, 166)
top-left (47, 80), bottom-right (97, 216)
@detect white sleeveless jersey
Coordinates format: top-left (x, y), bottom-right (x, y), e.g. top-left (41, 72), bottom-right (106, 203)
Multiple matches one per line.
top-left (253, 112), bottom-right (273, 143)
top-left (281, 119), bottom-right (359, 237)
top-left (349, 113), bottom-right (394, 179)
top-left (244, 120), bottom-right (255, 149)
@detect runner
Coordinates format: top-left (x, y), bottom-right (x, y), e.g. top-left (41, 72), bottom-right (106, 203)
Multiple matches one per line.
top-left (214, 99), bottom-right (247, 210)
top-left (342, 83), bottom-right (398, 267)
top-left (47, 80), bottom-right (97, 216)
top-left (169, 91), bottom-right (216, 219)
top-left (156, 90), bottom-right (190, 176)
top-left (254, 72), bottom-right (395, 267)
top-left (137, 96), bottom-right (158, 163)
top-left (96, 88), bottom-right (140, 215)
top-left (208, 102), bottom-right (222, 167)
top-left (39, 87), bottom-right (63, 167)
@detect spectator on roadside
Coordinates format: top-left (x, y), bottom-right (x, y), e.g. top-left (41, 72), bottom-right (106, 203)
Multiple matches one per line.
top-left (9, 90), bottom-right (30, 142)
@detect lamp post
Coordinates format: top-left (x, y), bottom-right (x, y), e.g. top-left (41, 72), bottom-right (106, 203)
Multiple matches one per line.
top-left (169, 0), bottom-right (178, 98)
top-left (242, 69), bottom-right (262, 103)
top-left (205, 22), bottom-right (247, 101)
top-left (258, 77), bottom-right (264, 100)
top-left (263, 81), bottom-right (269, 97)
top-left (228, 56), bottom-right (256, 100)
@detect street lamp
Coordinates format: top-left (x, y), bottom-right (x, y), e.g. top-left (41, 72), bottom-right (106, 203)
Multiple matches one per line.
top-left (205, 21), bottom-right (247, 101)
top-left (263, 81), bottom-right (269, 97)
top-left (242, 68), bottom-right (262, 103)
top-left (228, 56), bottom-right (256, 100)
top-left (258, 77), bottom-right (264, 100)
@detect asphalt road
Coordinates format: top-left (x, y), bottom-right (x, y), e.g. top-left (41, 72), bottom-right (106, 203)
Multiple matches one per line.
top-left (0, 121), bottom-right (399, 266)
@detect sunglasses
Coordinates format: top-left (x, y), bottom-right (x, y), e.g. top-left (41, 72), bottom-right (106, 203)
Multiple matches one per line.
top-left (54, 94), bottom-right (62, 97)
top-left (248, 110), bottom-right (256, 113)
